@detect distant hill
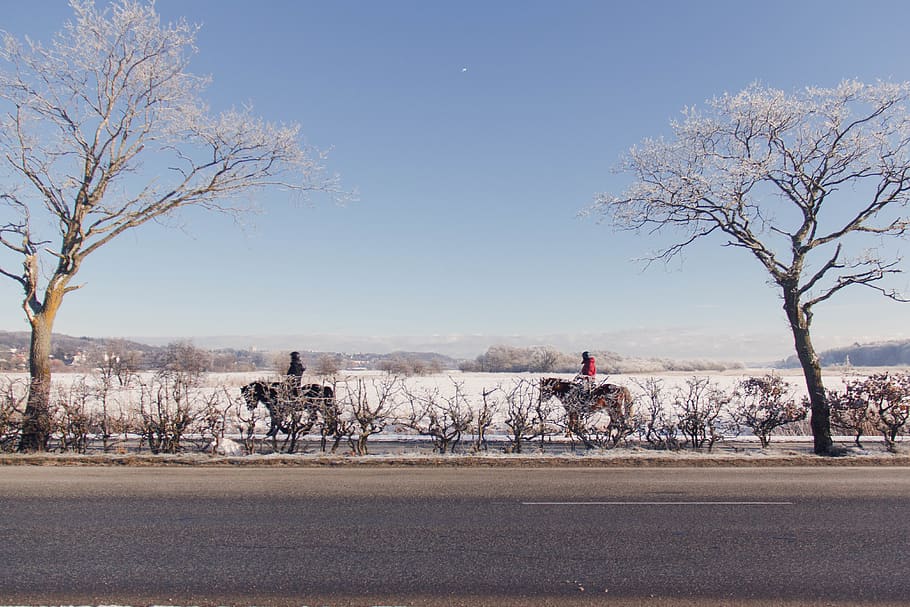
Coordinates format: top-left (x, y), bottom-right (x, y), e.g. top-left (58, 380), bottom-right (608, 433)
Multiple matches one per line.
top-left (780, 339), bottom-right (910, 368)
top-left (8, 330), bottom-right (907, 373)
top-left (0, 331), bottom-right (460, 372)
top-left (0, 331), bottom-right (171, 370)
top-left (0, 330), bottom-right (161, 358)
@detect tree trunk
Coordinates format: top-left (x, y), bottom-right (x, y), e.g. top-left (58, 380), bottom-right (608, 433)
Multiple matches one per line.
top-left (793, 327), bottom-right (834, 455)
top-left (18, 313), bottom-right (55, 452)
top-left (783, 290), bottom-right (834, 455)
top-left (19, 283), bottom-right (65, 453)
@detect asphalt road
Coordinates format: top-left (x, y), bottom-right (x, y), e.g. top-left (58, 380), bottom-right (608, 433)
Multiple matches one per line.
top-left (0, 466), bottom-right (908, 606)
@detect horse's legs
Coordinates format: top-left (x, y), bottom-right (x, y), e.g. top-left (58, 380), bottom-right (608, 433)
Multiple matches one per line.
top-left (265, 412), bottom-right (279, 438)
top-left (259, 398), bottom-right (280, 438)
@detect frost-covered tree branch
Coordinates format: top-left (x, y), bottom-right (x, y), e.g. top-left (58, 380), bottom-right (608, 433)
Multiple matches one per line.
top-left (0, 0), bottom-right (344, 451)
top-left (598, 81), bottom-right (910, 293)
top-left (592, 80), bottom-right (910, 455)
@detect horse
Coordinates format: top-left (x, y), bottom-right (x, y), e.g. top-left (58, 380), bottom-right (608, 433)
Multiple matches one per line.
top-left (241, 380), bottom-right (335, 438)
top-left (539, 377), bottom-right (634, 435)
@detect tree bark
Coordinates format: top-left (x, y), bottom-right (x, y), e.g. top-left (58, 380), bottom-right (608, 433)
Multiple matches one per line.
top-left (18, 286), bottom-right (64, 452)
top-left (18, 313), bottom-right (54, 452)
top-left (782, 289), bottom-right (834, 455)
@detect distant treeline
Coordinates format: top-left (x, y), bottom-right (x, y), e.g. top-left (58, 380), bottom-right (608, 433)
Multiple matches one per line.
top-left (780, 340), bottom-right (910, 368)
top-left (4, 331), bottom-right (907, 375)
top-left (459, 345), bottom-right (743, 374)
top-left (0, 332), bottom-right (271, 373)
top-left (0, 331), bottom-right (458, 374)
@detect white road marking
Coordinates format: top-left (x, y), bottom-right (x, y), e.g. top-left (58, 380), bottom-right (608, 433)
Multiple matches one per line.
top-left (522, 501), bottom-right (793, 506)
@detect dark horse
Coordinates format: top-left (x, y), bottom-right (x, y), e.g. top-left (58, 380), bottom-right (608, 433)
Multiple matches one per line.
top-left (539, 377), bottom-right (634, 434)
top-left (241, 380), bottom-right (335, 438)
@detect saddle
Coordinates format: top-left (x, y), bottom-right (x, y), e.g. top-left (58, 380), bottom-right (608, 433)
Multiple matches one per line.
top-left (573, 376), bottom-right (596, 394)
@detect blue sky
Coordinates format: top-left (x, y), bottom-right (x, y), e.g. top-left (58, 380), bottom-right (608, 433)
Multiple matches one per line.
top-left (2, 0), bottom-right (910, 361)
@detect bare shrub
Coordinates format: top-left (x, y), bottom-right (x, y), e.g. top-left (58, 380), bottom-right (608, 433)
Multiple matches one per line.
top-left (561, 399), bottom-right (632, 451)
top-left (191, 389), bottom-right (235, 454)
top-left (502, 379), bottom-right (558, 453)
top-left (501, 380), bottom-right (539, 453)
top-left (543, 378), bottom-right (637, 451)
top-left (51, 377), bottom-right (93, 453)
top-left (731, 375), bottom-right (808, 448)
top-left (0, 377), bottom-right (26, 452)
top-left (232, 387), bottom-right (265, 455)
top-left (470, 388), bottom-right (499, 452)
top-left (309, 378), bottom-right (347, 453)
top-left (403, 379), bottom-right (473, 454)
top-left (829, 388), bottom-right (872, 447)
top-left (91, 364), bottom-right (130, 452)
top-left (268, 382), bottom-right (317, 454)
top-left (136, 373), bottom-right (196, 454)
top-left (133, 344), bottom-right (222, 454)
top-left (831, 373), bottom-right (910, 452)
top-left (570, 408), bottom-right (635, 450)
top-left (341, 376), bottom-right (399, 455)
top-left (860, 373), bottom-right (910, 452)
top-left (634, 377), bottom-right (681, 450)
top-left (675, 377), bottom-right (729, 451)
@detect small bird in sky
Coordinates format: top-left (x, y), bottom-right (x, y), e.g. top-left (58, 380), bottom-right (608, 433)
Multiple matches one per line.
top-left (461, 67), bottom-right (468, 73)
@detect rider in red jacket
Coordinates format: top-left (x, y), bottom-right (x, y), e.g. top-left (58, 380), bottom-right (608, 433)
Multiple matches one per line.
top-left (577, 351), bottom-right (596, 392)
top-left (580, 351), bottom-right (596, 378)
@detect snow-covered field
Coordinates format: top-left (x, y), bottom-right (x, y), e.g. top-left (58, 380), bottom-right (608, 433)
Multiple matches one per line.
top-left (4, 365), bottom-right (853, 426)
top-left (4, 366), bottom-right (908, 459)
top-left (0, 365), bottom-right (868, 394)
top-left (0, 367), bottom-right (874, 442)
top-left (208, 367), bottom-right (852, 400)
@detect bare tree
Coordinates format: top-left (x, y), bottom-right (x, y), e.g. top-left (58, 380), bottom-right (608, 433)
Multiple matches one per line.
top-left (595, 81), bottom-right (910, 455)
top-left (529, 346), bottom-right (562, 373)
top-left (0, 0), bottom-right (341, 451)
top-left (89, 340), bottom-right (141, 388)
top-left (313, 354), bottom-right (342, 377)
top-left (157, 341), bottom-right (210, 385)
top-left (475, 345), bottom-right (528, 373)
top-left (731, 375), bottom-right (808, 448)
